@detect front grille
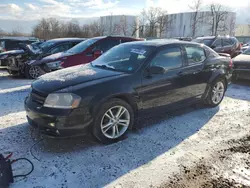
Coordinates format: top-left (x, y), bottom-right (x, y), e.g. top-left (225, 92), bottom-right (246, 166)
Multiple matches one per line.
top-left (31, 89), bottom-right (47, 104)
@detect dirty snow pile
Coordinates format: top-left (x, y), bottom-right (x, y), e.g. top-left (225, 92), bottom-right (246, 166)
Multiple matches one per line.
top-left (0, 69), bottom-right (250, 188)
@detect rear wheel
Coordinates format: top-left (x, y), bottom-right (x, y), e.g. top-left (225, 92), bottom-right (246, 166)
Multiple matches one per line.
top-left (204, 78), bottom-right (226, 107)
top-left (92, 99), bottom-right (134, 144)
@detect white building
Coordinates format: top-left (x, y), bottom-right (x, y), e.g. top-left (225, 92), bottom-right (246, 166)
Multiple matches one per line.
top-left (235, 24), bottom-right (250, 36)
top-left (165, 11), bottom-right (236, 38)
top-left (100, 15), bottom-right (139, 38)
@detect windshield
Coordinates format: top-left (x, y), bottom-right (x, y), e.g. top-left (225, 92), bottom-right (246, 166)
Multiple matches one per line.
top-left (243, 47), bottom-right (250, 55)
top-left (40, 41), bottom-right (56, 52)
top-left (67, 38), bottom-right (99, 54)
top-left (92, 43), bottom-right (155, 73)
top-left (193, 39), bottom-right (214, 46)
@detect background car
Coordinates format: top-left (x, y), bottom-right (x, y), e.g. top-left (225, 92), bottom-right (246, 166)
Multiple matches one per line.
top-left (27, 36), bottom-right (142, 78)
top-left (233, 46), bottom-right (250, 80)
top-left (0, 37), bottom-right (40, 66)
top-left (25, 40), bottom-right (232, 144)
top-left (7, 38), bottom-right (85, 78)
top-left (193, 36), bottom-right (241, 58)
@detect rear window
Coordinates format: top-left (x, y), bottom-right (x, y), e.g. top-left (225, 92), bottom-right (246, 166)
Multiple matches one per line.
top-left (193, 39), bottom-right (214, 47)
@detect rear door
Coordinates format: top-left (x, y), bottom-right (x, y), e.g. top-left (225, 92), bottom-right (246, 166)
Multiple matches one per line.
top-left (221, 38), bottom-right (234, 55)
top-left (179, 44), bottom-right (208, 98)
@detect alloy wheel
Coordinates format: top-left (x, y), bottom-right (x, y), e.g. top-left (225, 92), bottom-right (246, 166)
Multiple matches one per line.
top-left (211, 81), bottom-right (225, 104)
top-left (101, 106), bottom-right (130, 139)
top-left (29, 66), bottom-right (41, 79)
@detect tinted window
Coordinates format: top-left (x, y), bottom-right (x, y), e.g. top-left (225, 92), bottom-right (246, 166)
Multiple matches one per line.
top-left (92, 44), bottom-right (155, 73)
top-left (94, 39), bottom-right (120, 52)
top-left (5, 41), bottom-right (20, 49)
top-left (151, 47), bottom-right (183, 70)
top-left (212, 39), bottom-right (222, 47)
top-left (223, 38), bottom-right (233, 46)
top-left (185, 46), bottom-right (206, 64)
top-left (49, 43), bottom-right (71, 54)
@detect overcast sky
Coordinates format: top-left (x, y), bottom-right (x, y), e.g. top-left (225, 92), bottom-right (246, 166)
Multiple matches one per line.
top-left (0, 0), bottom-right (250, 33)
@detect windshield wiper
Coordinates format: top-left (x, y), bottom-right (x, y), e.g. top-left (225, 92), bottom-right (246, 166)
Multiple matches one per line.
top-left (94, 64), bottom-right (115, 70)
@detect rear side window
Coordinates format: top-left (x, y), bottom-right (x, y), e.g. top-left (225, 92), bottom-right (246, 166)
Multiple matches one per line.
top-left (212, 39), bottom-right (222, 47)
top-left (223, 38), bottom-right (233, 46)
top-left (184, 46), bottom-right (206, 64)
top-left (150, 47), bottom-right (183, 70)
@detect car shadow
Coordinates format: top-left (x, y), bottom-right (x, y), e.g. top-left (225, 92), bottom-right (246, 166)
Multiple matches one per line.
top-left (1, 105), bottom-right (219, 187)
top-left (226, 82), bottom-right (250, 101)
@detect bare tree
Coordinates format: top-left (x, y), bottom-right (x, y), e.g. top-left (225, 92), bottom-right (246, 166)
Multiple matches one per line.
top-left (142, 7), bottom-right (160, 37)
top-left (157, 11), bottom-right (171, 38)
top-left (90, 21), bottom-right (105, 36)
top-left (209, 4), bottom-right (229, 36)
top-left (189, 0), bottom-right (203, 37)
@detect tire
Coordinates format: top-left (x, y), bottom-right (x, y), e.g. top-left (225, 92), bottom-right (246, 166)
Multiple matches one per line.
top-left (204, 78), bottom-right (226, 107)
top-left (25, 65), bottom-right (42, 79)
top-left (92, 98), bottom-right (134, 144)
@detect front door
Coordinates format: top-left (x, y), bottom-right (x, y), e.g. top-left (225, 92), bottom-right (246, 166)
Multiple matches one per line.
top-left (139, 45), bottom-right (189, 112)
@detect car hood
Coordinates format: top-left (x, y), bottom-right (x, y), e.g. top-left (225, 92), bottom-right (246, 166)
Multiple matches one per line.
top-left (0, 50), bottom-right (24, 59)
top-left (233, 54), bottom-right (250, 63)
top-left (32, 64), bottom-right (123, 94)
top-left (29, 52), bottom-right (65, 65)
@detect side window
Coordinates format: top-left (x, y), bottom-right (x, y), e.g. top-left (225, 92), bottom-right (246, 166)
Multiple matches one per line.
top-left (185, 46), bottom-right (206, 64)
top-left (150, 47), bottom-right (183, 70)
top-left (223, 39), bottom-right (233, 46)
top-left (94, 39), bottom-right (120, 52)
top-left (49, 43), bottom-right (71, 54)
top-left (6, 41), bottom-right (20, 49)
top-left (212, 39), bottom-right (222, 47)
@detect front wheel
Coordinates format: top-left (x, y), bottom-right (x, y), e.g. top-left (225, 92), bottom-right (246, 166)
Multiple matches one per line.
top-left (25, 65), bottom-right (42, 79)
top-left (204, 78), bottom-right (226, 107)
top-left (92, 99), bottom-right (134, 144)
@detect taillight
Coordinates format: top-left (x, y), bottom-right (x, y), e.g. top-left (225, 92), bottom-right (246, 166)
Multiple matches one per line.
top-left (229, 59), bottom-right (233, 68)
top-left (3, 48), bottom-right (6, 52)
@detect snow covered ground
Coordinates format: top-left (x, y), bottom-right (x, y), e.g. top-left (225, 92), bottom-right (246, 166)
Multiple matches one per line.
top-left (0, 69), bottom-right (250, 188)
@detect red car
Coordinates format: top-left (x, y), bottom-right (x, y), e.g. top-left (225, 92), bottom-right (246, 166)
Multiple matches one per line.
top-left (193, 36), bottom-right (241, 58)
top-left (28, 36), bottom-right (143, 78)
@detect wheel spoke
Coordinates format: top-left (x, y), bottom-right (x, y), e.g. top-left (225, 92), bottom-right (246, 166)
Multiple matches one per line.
top-left (102, 123), bottom-right (113, 133)
top-left (118, 119), bottom-right (129, 126)
top-left (112, 126), bottom-right (116, 138)
top-left (116, 107), bottom-right (126, 118)
top-left (115, 125), bottom-right (119, 136)
top-left (108, 109), bottom-right (115, 119)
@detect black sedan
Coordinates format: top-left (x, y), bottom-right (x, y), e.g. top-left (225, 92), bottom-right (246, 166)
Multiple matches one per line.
top-left (25, 40), bottom-right (232, 144)
top-left (233, 47), bottom-right (250, 80)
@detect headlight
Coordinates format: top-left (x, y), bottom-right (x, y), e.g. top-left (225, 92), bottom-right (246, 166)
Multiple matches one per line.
top-left (46, 61), bottom-right (62, 69)
top-left (43, 93), bottom-right (81, 109)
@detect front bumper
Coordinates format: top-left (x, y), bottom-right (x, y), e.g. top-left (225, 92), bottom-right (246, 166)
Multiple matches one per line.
top-left (24, 96), bottom-right (93, 138)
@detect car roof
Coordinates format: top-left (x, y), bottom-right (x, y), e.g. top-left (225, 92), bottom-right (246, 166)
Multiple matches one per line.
top-left (90, 36), bottom-right (140, 40)
top-left (196, 36), bottom-right (216, 40)
top-left (47, 38), bottom-right (86, 42)
top-left (122, 39), bottom-right (200, 47)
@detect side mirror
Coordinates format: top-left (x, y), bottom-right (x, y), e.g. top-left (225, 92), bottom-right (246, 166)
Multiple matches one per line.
top-left (148, 66), bottom-right (165, 75)
top-left (211, 45), bottom-right (216, 49)
top-left (93, 50), bottom-right (103, 59)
